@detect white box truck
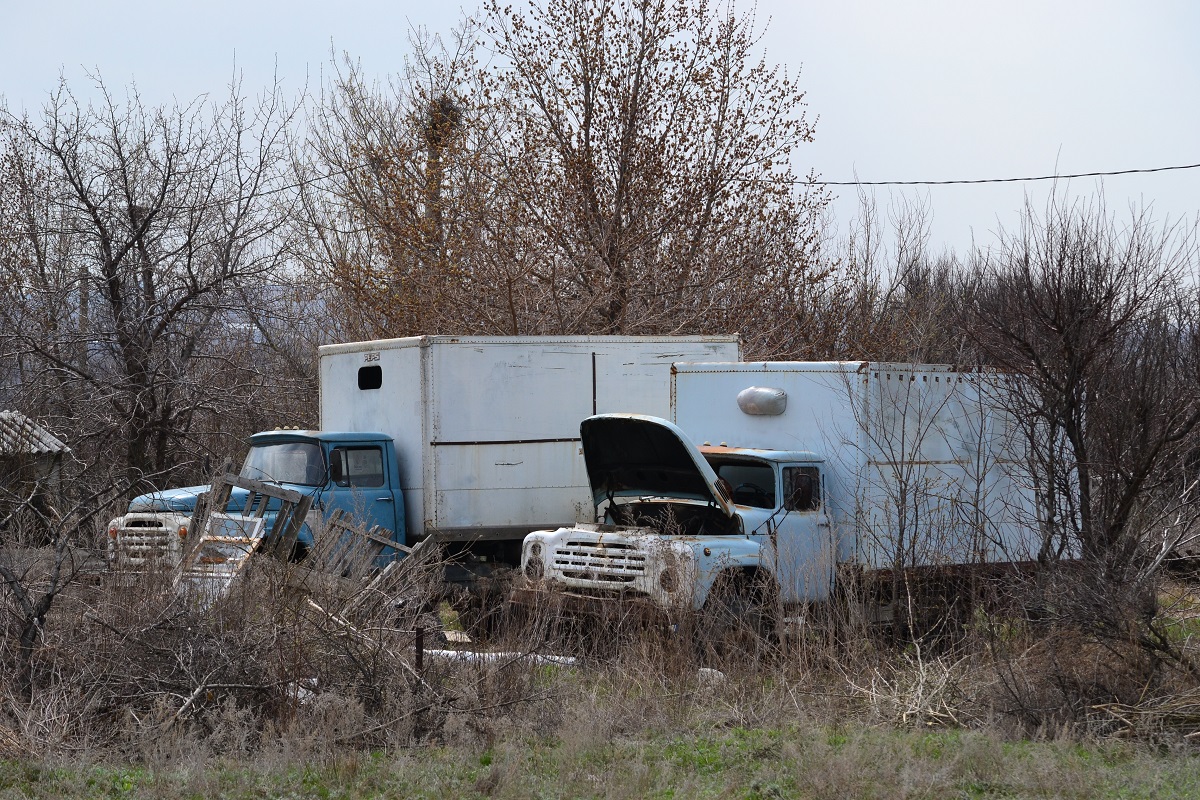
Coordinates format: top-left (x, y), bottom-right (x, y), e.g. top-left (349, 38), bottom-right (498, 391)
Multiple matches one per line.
top-left (318, 335), bottom-right (740, 585)
top-left (519, 361), bottom-right (1040, 626)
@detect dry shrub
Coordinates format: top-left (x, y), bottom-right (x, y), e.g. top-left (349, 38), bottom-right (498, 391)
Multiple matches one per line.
top-left (845, 647), bottom-right (980, 728)
top-left (6, 532), bottom-right (1200, 764)
top-left (1087, 685), bottom-right (1200, 745)
top-left (968, 564), bottom-right (1200, 738)
top-left (0, 541), bottom-right (454, 756)
top-left (984, 624), bottom-right (1170, 734)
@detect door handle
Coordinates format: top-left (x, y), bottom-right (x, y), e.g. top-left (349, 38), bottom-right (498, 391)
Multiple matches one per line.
top-left (376, 497), bottom-right (394, 503)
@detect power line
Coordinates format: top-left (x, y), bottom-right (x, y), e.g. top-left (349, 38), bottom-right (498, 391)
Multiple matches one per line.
top-left (18, 158), bottom-right (1200, 213)
top-left (274, 159), bottom-right (1200, 197)
top-left (295, 159), bottom-right (1200, 192)
top-left (806, 161), bottom-right (1200, 187)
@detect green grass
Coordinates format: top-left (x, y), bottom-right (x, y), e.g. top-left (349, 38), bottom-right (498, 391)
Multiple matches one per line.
top-left (1157, 582), bottom-right (1200, 644)
top-left (3, 727), bottom-right (1200, 799)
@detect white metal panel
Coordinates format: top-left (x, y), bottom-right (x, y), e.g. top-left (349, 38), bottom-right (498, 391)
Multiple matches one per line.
top-left (423, 337), bottom-right (738, 533)
top-left (672, 362), bottom-right (866, 453)
top-left (319, 336), bottom-right (424, 449)
top-left (594, 341), bottom-right (742, 418)
top-left (434, 443), bottom-right (592, 529)
top-left (429, 342), bottom-right (594, 442)
top-left (855, 366), bottom-right (1038, 569)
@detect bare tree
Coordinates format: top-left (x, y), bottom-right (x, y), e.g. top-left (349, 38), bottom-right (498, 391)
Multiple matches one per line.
top-left (483, 0), bottom-right (830, 348)
top-left (0, 460), bottom-right (129, 697)
top-left (299, 27), bottom-right (508, 340)
top-left (787, 196), bottom-right (970, 363)
top-left (304, 3), bottom-right (832, 348)
top-left (967, 196), bottom-right (1200, 663)
top-left (0, 77), bottom-right (317, 701)
top-left (0, 77), bottom-right (303, 495)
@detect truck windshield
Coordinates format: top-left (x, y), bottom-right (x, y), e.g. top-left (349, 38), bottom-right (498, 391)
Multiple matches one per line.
top-left (707, 459), bottom-right (776, 509)
top-left (240, 442), bottom-right (326, 486)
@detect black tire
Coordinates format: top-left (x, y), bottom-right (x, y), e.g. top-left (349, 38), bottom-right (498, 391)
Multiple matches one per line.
top-left (699, 570), bottom-right (779, 663)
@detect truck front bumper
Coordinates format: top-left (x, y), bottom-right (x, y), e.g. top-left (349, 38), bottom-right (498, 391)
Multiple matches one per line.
top-left (509, 577), bottom-right (682, 628)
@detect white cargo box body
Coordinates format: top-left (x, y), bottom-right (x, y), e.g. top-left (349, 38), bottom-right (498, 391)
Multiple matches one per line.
top-left (672, 362), bottom-right (1039, 570)
top-left (320, 336), bottom-right (740, 541)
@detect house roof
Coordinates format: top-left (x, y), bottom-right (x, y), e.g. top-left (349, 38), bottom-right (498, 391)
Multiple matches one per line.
top-left (0, 411), bottom-right (69, 456)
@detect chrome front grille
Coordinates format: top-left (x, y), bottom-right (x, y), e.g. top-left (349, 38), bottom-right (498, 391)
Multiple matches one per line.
top-left (113, 531), bottom-right (176, 566)
top-left (552, 539), bottom-right (647, 583)
top-left (110, 515), bottom-right (184, 570)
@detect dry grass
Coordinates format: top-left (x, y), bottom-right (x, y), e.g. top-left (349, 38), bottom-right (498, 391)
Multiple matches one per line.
top-left (4, 545), bottom-right (1200, 795)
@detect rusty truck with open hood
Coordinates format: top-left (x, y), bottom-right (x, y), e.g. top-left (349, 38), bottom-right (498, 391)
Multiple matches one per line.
top-left (519, 362), bottom-right (1041, 632)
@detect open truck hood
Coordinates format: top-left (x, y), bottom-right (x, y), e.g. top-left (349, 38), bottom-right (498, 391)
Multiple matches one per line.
top-left (580, 414), bottom-right (735, 518)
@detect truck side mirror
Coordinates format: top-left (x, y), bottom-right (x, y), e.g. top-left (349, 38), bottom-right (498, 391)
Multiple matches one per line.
top-left (789, 475), bottom-right (814, 511)
top-left (329, 452), bottom-right (344, 486)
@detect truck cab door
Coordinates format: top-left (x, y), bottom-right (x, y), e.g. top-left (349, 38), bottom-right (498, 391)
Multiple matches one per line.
top-left (325, 444), bottom-right (402, 545)
top-left (769, 464), bottom-right (833, 603)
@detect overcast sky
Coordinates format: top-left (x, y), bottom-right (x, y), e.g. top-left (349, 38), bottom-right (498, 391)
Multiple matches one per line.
top-left (3, 0), bottom-right (1197, 255)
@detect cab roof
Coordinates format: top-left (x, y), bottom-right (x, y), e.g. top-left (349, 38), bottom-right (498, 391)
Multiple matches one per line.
top-left (698, 445), bottom-right (824, 463)
top-left (248, 430), bottom-right (391, 444)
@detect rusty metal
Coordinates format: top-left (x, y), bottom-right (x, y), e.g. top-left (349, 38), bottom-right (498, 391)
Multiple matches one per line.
top-left (698, 445), bottom-right (823, 461)
top-left (176, 471), bottom-right (313, 609)
top-left (510, 580), bottom-right (673, 623)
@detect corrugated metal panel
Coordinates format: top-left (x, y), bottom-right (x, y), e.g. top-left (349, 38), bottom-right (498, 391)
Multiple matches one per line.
top-left (0, 411), bottom-right (69, 456)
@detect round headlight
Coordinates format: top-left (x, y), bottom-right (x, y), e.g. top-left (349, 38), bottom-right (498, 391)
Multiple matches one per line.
top-left (525, 543), bottom-right (545, 579)
top-left (659, 567), bottom-right (678, 594)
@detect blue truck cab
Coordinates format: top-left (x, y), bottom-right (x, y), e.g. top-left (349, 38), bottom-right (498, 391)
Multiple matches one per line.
top-left (109, 430), bottom-right (407, 567)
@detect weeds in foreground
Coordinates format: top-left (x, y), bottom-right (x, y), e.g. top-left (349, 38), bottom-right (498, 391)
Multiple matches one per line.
top-left (3, 551), bottom-right (1200, 776)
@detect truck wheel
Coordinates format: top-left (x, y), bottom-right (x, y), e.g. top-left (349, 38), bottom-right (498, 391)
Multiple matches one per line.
top-left (700, 571), bottom-right (779, 662)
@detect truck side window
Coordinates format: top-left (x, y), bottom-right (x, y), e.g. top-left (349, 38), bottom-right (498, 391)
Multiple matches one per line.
top-left (358, 365), bottom-right (382, 390)
top-left (329, 447), bottom-right (385, 488)
top-left (784, 466), bottom-right (820, 511)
